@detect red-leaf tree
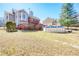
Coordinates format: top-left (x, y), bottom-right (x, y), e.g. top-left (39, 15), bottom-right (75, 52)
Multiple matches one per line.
top-left (35, 24), bottom-right (43, 30)
top-left (17, 16), bottom-right (42, 30)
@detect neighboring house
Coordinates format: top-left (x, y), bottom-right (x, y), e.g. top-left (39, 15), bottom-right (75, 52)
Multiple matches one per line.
top-left (4, 9), bottom-right (33, 26)
top-left (43, 17), bottom-right (57, 26)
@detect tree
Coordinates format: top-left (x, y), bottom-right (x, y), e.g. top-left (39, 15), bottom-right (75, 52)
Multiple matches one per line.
top-left (28, 16), bottom-right (40, 25)
top-left (59, 3), bottom-right (78, 29)
top-left (28, 16), bottom-right (42, 30)
top-left (35, 24), bottom-right (43, 30)
top-left (28, 23), bottom-right (35, 30)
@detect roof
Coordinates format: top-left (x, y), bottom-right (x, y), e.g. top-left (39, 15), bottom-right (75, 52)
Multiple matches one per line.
top-left (18, 9), bottom-right (26, 12)
top-left (5, 9), bottom-right (28, 15)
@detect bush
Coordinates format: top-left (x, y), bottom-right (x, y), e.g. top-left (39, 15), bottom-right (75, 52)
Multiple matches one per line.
top-left (17, 23), bottom-right (43, 31)
top-left (16, 24), bottom-right (26, 30)
top-left (6, 22), bottom-right (17, 32)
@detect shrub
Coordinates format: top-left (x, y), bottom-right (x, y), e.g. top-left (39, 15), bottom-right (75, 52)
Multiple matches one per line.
top-left (6, 21), bottom-right (17, 32)
top-left (17, 24), bottom-right (26, 30)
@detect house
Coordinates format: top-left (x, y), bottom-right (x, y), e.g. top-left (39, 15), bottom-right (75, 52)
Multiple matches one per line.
top-left (43, 17), bottom-right (57, 26)
top-left (4, 9), bottom-right (33, 26)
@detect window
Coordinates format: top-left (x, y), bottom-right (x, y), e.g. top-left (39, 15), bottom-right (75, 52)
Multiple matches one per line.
top-left (23, 14), bottom-right (25, 19)
top-left (6, 16), bottom-right (8, 19)
top-left (19, 15), bottom-right (21, 19)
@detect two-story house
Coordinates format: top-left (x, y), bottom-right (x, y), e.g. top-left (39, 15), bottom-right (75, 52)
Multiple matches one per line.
top-left (4, 9), bottom-right (33, 26)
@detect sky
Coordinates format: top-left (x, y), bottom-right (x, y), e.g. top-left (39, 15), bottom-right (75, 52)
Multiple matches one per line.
top-left (0, 3), bottom-right (79, 21)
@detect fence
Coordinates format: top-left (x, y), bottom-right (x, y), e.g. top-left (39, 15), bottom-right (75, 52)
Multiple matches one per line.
top-left (43, 26), bottom-right (66, 32)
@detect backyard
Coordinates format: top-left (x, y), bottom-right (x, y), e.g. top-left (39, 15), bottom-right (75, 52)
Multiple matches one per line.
top-left (0, 29), bottom-right (79, 55)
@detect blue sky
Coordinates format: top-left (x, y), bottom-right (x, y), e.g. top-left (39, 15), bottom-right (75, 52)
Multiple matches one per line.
top-left (0, 3), bottom-right (79, 20)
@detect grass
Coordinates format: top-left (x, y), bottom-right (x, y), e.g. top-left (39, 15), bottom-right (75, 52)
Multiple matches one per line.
top-left (0, 30), bottom-right (79, 55)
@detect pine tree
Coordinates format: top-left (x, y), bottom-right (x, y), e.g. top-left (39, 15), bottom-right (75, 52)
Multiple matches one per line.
top-left (59, 3), bottom-right (78, 29)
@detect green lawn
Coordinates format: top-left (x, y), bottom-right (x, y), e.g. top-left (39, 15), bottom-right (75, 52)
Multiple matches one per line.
top-left (0, 30), bottom-right (79, 55)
